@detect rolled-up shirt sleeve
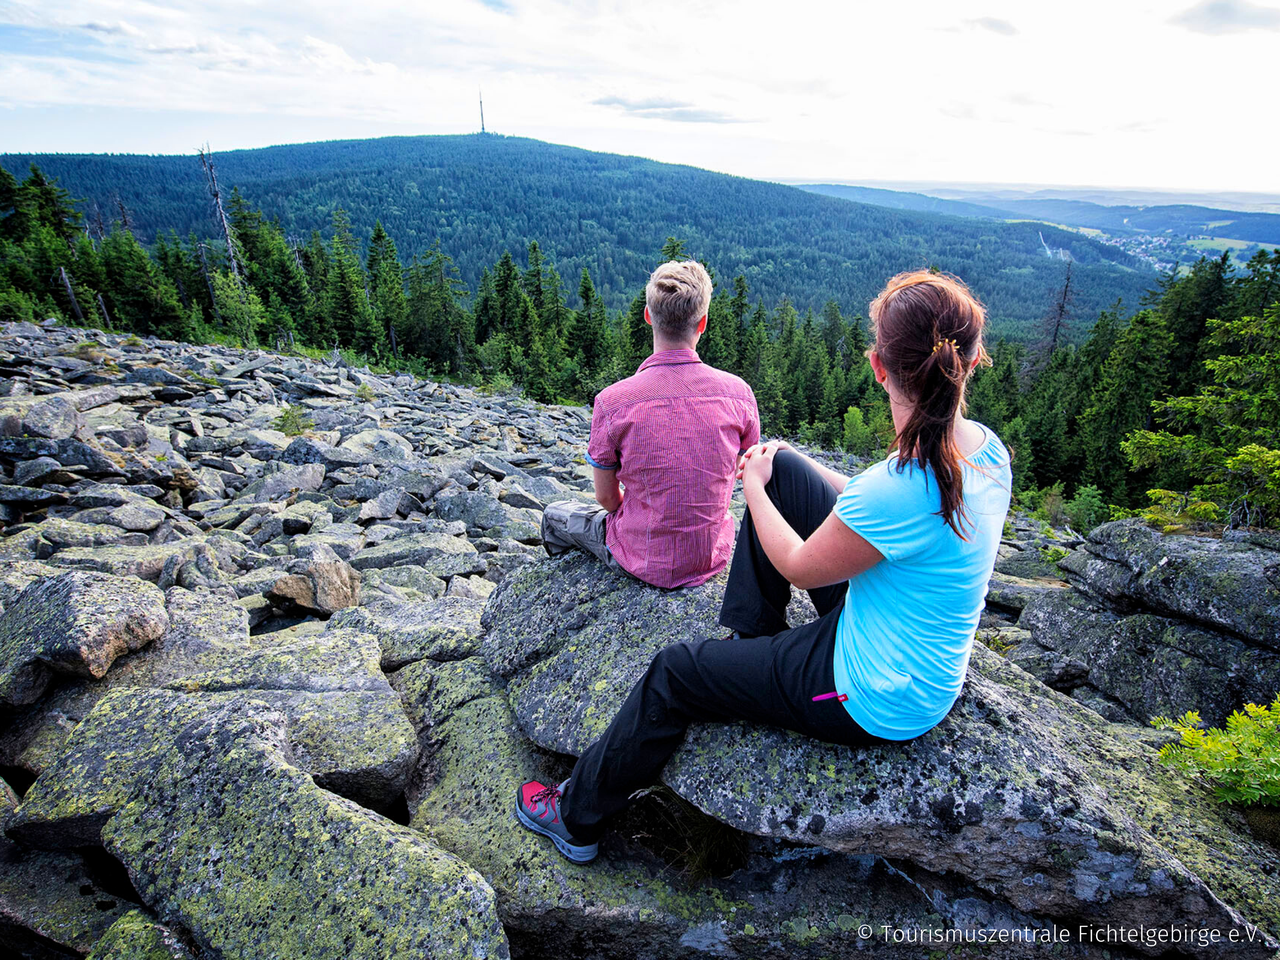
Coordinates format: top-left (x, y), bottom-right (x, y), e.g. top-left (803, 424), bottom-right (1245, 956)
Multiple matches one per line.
top-left (740, 393), bottom-right (761, 453)
top-left (586, 401), bottom-right (619, 470)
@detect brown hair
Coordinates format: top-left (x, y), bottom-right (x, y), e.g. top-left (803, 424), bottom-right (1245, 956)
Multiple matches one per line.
top-left (646, 260), bottom-right (713, 338)
top-left (868, 270), bottom-right (992, 538)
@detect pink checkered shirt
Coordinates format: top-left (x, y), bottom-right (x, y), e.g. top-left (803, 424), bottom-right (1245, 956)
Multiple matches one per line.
top-left (587, 349), bottom-right (760, 589)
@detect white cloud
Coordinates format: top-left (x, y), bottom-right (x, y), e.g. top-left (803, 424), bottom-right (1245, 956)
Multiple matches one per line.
top-left (0, 0), bottom-right (1277, 192)
top-left (1171, 0), bottom-right (1280, 34)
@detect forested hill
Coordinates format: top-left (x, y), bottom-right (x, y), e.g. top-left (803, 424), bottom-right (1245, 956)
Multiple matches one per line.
top-left (1, 135), bottom-right (1152, 335)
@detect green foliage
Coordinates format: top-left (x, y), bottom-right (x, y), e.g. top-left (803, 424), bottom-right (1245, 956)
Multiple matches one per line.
top-left (841, 406), bottom-right (875, 456)
top-left (1063, 484), bottom-right (1108, 534)
top-left (1135, 489), bottom-right (1221, 534)
top-left (1123, 275), bottom-right (1280, 528)
top-left (271, 404), bottom-right (315, 437)
top-left (1152, 695), bottom-right (1280, 806)
top-left (355, 383), bottom-right (375, 402)
top-left (1039, 545), bottom-right (1069, 565)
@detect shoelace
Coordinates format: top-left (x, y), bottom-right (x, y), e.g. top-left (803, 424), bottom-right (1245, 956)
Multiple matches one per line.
top-left (531, 784), bottom-right (561, 805)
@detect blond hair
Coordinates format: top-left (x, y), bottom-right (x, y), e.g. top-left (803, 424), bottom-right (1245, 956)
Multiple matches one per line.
top-left (645, 260), bottom-right (713, 338)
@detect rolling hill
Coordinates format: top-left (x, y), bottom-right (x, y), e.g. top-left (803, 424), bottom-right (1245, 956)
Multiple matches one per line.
top-left (2, 135), bottom-right (1156, 335)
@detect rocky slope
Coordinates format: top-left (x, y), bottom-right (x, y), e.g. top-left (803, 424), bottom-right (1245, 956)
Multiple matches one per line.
top-left (0, 319), bottom-right (1277, 959)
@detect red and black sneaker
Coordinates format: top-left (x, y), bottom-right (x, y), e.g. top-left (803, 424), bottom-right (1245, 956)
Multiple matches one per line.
top-left (515, 779), bottom-right (598, 864)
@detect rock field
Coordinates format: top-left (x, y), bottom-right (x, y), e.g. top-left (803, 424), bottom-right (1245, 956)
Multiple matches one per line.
top-left (0, 320), bottom-right (1277, 959)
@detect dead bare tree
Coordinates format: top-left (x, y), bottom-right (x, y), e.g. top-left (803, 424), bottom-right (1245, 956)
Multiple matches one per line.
top-left (198, 144), bottom-right (243, 286)
top-left (1046, 261), bottom-right (1073, 353)
top-left (114, 195), bottom-right (133, 234)
top-left (58, 268), bottom-right (85, 323)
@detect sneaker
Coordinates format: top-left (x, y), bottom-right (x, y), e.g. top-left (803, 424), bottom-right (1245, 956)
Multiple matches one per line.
top-left (515, 779), bottom-right (598, 863)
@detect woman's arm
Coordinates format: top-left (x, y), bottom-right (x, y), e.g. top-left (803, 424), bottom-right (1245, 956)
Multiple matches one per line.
top-left (742, 443), bottom-right (883, 590)
top-left (740, 441), bottom-right (849, 493)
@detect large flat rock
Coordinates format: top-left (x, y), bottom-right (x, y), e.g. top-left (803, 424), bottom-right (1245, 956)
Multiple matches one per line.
top-left (482, 553), bottom-right (1280, 958)
top-left (329, 597), bottom-right (485, 670)
top-left (402, 657), bottom-right (1049, 960)
top-left (8, 630), bottom-right (418, 844)
top-left (101, 698), bottom-right (509, 960)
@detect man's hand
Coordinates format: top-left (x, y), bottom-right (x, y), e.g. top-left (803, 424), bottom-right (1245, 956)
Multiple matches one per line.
top-left (742, 442), bottom-right (788, 483)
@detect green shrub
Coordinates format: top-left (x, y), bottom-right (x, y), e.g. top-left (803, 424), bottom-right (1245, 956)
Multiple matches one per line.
top-left (1138, 488), bottom-right (1220, 534)
top-left (1040, 545), bottom-right (1069, 565)
top-left (1064, 484), bottom-right (1109, 535)
top-left (842, 406), bottom-right (876, 456)
top-left (271, 404), bottom-right (315, 437)
top-left (355, 383), bottom-right (375, 402)
top-left (1152, 695), bottom-right (1280, 806)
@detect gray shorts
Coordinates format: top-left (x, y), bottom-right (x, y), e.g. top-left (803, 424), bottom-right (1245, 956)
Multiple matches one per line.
top-left (540, 499), bottom-right (627, 575)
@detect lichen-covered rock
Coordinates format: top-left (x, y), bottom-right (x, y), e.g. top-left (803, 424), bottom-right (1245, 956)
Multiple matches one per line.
top-left (102, 698), bottom-right (509, 960)
top-left (985, 570), bottom-right (1069, 613)
top-left (0, 831), bottom-right (132, 956)
top-left (47, 541), bottom-right (203, 582)
top-left (1066, 519), bottom-right (1280, 648)
top-left (338, 428), bottom-right (414, 460)
top-left (0, 559), bottom-right (56, 606)
top-left (266, 558), bottom-right (360, 617)
top-left (86, 910), bottom-right (196, 960)
top-left (1, 775), bottom-right (16, 821)
top-left (329, 597), bottom-right (484, 670)
top-left (348, 531), bottom-right (484, 577)
top-left (0, 571), bottom-right (168, 708)
top-left (405, 658), bottom-right (1063, 959)
top-left (0, 393), bottom-right (83, 440)
top-left (482, 554), bottom-right (1280, 958)
top-left (1017, 588), bottom-right (1280, 726)
top-left (10, 629), bottom-right (418, 843)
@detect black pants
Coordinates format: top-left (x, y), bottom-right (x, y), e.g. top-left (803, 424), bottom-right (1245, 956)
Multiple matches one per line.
top-left (561, 450), bottom-right (888, 843)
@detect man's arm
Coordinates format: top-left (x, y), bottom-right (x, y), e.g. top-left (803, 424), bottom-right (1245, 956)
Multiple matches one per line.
top-left (593, 467), bottom-right (623, 513)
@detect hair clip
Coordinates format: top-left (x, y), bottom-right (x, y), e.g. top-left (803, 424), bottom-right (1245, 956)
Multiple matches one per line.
top-left (932, 338), bottom-right (958, 353)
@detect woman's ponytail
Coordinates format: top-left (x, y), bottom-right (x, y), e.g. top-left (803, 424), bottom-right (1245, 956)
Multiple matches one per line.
top-left (867, 272), bottom-right (990, 538)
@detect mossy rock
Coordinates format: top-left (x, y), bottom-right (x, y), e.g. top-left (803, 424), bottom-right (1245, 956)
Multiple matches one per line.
top-left (10, 630), bottom-right (418, 844)
top-left (0, 830), bottom-right (132, 955)
top-left (483, 553), bottom-right (1280, 957)
top-left (102, 697), bottom-right (509, 960)
top-left (329, 597), bottom-right (485, 670)
top-left (86, 910), bottom-right (195, 960)
top-left (1072, 519), bottom-right (1280, 649)
top-left (407, 659), bottom-right (1025, 959)
top-left (1018, 588), bottom-right (1280, 726)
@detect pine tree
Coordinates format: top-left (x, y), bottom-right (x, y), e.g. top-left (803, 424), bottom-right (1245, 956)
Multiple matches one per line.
top-left (1079, 310), bottom-right (1173, 503)
top-left (367, 221), bottom-right (408, 356)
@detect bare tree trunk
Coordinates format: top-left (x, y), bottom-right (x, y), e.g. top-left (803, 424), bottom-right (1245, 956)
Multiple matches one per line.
top-left (58, 268), bottom-right (85, 323)
top-left (198, 145), bottom-right (243, 285)
top-left (97, 293), bottom-right (112, 329)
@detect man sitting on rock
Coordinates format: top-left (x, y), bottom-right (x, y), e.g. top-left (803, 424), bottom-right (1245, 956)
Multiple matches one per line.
top-left (540, 259), bottom-right (760, 590)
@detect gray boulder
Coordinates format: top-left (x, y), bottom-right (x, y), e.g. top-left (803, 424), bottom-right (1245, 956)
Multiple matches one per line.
top-left (101, 698), bottom-right (509, 960)
top-left (329, 597), bottom-right (485, 670)
top-left (1066, 520), bottom-right (1280, 648)
top-left (9, 629), bottom-right (417, 844)
top-left (348, 531), bottom-right (484, 577)
top-left (0, 571), bottom-right (168, 708)
top-left (1017, 588), bottom-right (1280, 726)
top-left (482, 554), bottom-right (1280, 957)
top-left (0, 394), bottom-right (83, 440)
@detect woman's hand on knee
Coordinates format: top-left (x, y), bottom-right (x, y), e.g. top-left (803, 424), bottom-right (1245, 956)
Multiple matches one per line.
top-left (737, 440), bottom-right (792, 482)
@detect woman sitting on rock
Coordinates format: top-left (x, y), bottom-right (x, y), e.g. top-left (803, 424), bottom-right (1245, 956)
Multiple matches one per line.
top-left (518, 270), bottom-right (1013, 863)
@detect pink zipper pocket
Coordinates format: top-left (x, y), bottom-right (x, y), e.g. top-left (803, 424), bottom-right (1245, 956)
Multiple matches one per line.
top-left (812, 691), bottom-right (848, 703)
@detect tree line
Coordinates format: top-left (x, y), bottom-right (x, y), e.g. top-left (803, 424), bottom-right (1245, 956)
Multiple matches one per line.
top-left (1, 162), bottom-right (1276, 530)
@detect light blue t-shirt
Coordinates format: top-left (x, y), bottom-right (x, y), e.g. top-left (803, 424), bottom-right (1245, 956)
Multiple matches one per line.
top-left (832, 423), bottom-right (1012, 740)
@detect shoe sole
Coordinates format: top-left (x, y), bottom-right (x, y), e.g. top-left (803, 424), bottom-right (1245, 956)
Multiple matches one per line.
top-left (514, 801), bottom-right (598, 864)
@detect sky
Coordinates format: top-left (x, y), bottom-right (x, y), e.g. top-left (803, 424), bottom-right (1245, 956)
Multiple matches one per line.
top-left (2, 0), bottom-right (1279, 194)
